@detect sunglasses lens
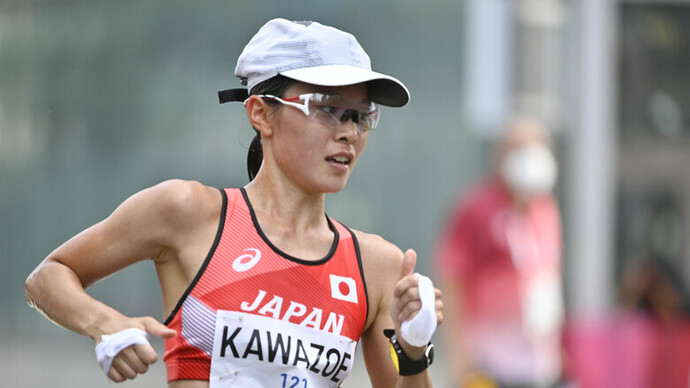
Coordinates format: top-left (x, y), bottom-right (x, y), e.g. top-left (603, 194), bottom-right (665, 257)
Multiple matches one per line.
top-left (307, 94), bottom-right (379, 132)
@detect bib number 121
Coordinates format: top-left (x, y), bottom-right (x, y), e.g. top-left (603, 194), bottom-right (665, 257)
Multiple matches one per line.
top-left (281, 373), bottom-right (307, 388)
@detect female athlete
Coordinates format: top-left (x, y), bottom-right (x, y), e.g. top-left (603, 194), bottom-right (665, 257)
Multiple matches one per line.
top-left (26, 18), bottom-right (443, 388)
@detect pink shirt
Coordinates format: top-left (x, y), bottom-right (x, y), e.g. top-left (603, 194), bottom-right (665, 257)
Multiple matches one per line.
top-left (435, 178), bottom-right (562, 384)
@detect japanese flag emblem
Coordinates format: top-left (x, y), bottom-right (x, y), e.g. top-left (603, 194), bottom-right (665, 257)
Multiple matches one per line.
top-left (330, 275), bottom-right (358, 303)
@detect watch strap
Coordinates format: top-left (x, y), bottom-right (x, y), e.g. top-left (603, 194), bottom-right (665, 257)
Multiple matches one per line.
top-left (384, 329), bottom-right (434, 376)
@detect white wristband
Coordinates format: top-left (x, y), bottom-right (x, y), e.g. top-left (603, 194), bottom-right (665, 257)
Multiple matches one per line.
top-left (95, 328), bottom-right (151, 377)
top-left (400, 273), bottom-right (437, 347)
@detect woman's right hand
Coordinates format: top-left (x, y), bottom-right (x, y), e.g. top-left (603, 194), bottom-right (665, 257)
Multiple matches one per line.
top-left (99, 316), bottom-right (176, 382)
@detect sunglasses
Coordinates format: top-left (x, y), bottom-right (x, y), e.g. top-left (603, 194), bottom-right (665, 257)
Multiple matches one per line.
top-left (246, 93), bottom-right (380, 133)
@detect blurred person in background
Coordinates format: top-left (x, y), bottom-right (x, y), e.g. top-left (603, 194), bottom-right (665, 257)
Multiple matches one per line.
top-left (25, 18), bottom-right (442, 388)
top-left (434, 116), bottom-right (564, 388)
top-left (619, 254), bottom-right (690, 387)
top-left (619, 255), bottom-right (690, 324)
top-left (601, 254), bottom-right (690, 388)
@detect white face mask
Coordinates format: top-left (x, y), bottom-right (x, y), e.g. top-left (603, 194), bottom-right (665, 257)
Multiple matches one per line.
top-left (500, 144), bottom-right (557, 197)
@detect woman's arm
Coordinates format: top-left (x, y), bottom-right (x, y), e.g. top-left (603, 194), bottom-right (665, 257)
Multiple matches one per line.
top-left (357, 233), bottom-right (443, 388)
top-left (25, 179), bottom-right (219, 381)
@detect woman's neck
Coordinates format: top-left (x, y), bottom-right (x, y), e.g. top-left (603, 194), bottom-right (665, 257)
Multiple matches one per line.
top-left (243, 177), bottom-right (328, 233)
top-left (243, 178), bottom-right (334, 261)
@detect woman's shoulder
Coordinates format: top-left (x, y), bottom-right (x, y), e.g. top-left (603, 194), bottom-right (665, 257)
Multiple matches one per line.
top-left (129, 179), bottom-right (223, 226)
top-left (348, 229), bottom-right (406, 331)
top-left (147, 178), bottom-right (219, 205)
top-left (350, 229), bottom-right (404, 273)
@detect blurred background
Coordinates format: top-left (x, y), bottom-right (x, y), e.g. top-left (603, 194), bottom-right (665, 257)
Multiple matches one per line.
top-left (1, 0), bottom-right (689, 387)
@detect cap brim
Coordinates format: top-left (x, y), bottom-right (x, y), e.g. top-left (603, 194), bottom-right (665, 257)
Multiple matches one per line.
top-left (280, 65), bottom-right (410, 107)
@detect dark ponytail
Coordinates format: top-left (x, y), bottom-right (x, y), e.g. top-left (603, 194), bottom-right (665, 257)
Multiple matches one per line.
top-left (246, 131), bottom-right (263, 181)
top-left (245, 75), bottom-right (295, 181)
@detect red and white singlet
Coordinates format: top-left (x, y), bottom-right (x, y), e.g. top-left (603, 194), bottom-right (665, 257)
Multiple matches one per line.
top-left (164, 188), bottom-right (369, 387)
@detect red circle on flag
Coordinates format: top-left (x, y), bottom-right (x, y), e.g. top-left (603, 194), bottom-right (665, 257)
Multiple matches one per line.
top-left (339, 281), bottom-right (350, 296)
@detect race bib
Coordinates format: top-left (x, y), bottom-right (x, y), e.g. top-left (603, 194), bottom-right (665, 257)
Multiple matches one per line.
top-left (210, 310), bottom-right (357, 388)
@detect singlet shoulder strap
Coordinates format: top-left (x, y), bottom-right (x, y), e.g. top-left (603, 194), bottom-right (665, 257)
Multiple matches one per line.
top-left (164, 187), bottom-right (229, 325)
top-left (327, 217), bottom-right (370, 330)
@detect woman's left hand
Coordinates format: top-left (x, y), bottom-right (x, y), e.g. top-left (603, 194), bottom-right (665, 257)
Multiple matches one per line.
top-left (390, 249), bottom-right (444, 357)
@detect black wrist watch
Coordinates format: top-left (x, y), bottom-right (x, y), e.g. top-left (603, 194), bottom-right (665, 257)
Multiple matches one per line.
top-left (383, 329), bottom-right (434, 376)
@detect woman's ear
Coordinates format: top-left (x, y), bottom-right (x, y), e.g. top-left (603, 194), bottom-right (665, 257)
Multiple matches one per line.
top-left (245, 96), bottom-right (274, 137)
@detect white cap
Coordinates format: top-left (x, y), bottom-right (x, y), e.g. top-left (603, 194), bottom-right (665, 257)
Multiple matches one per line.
top-left (234, 18), bottom-right (410, 107)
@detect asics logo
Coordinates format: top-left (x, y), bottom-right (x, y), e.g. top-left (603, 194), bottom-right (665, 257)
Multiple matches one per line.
top-left (233, 248), bottom-right (261, 272)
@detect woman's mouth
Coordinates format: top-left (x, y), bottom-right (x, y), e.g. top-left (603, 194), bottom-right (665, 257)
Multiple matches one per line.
top-left (326, 155), bottom-right (351, 165)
